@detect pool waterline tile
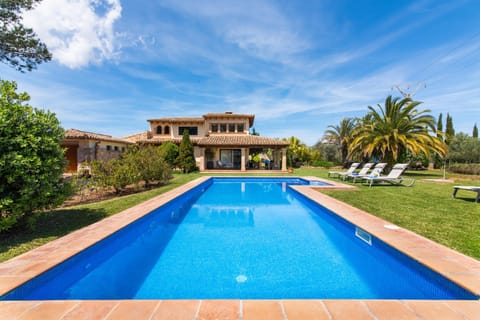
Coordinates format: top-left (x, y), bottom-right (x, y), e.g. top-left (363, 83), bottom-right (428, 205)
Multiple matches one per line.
top-left (0, 176), bottom-right (479, 319)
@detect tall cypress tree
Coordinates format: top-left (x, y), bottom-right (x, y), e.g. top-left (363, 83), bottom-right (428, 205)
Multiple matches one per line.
top-left (473, 123), bottom-right (478, 139)
top-left (436, 113), bottom-right (443, 139)
top-left (445, 113), bottom-right (455, 145)
top-left (176, 130), bottom-right (198, 173)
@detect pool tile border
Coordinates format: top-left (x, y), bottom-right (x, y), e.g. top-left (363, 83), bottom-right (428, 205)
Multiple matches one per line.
top-left (1, 176), bottom-right (479, 319)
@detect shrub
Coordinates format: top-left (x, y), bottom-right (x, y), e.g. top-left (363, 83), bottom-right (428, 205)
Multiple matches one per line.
top-left (448, 163), bottom-right (480, 175)
top-left (311, 160), bottom-right (334, 168)
top-left (0, 81), bottom-right (71, 231)
top-left (159, 142), bottom-right (179, 167)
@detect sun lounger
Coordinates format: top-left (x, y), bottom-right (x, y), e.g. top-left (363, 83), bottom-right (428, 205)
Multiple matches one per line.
top-left (452, 186), bottom-right (480, 203)
top-left (361, 163), bottom-right (414, 187)
top-left (345, 163), bottom-right (387, 182)
top-left (328, 162), bottom-right (360, 178)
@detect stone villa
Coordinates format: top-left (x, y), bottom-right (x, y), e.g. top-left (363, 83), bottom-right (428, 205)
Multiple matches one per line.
top-left (63, 112), bottom-right (289, 173)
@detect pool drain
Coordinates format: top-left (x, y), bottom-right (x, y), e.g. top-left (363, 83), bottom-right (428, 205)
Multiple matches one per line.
top-left (236, 275), bottom-right (247, 283)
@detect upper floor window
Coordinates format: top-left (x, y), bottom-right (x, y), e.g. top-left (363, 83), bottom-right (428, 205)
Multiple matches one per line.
top-left (211, 123), bottom-right (218, 133)
top-left (164, 126), bottom-right (170, 135)
top-left (179, 126), bottom-right (198, 136)
top-left (156, 126), bottom-right (162, 134)
top-left (220, 124), bottom-right (227, 133)
top-left (237, 123), bottom-right (244, 133)
top-left (228, 123), bottom-right (235, 133)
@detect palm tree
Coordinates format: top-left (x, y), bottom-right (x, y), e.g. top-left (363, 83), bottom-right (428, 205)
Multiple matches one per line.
top-left (324, 118), bottom-right (357, 166)
top-left (349, 95), bottom-right (447, 167)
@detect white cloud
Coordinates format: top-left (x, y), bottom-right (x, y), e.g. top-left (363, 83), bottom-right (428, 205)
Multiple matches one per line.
top-left (23, 0), bottom-right (122, 68)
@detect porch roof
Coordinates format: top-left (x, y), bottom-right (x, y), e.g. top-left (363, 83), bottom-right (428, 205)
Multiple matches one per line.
top-left (197, 135), bottom-right (289, 147)
top-left (64, 129), bottom-right (133, 144)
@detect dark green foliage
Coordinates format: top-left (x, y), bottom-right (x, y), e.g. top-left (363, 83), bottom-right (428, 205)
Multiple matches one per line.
top-left (436, 113), bottom-right (443, 138)
top-left (90, 159), bottom-right (135, 194)
top-left (311, 160), bottom-right (334, 168)
top-left (124, 146), bottom-right (172, 188)
top-left (312, 142), bottom-right (341, 164)
top-left (159, 142), bottom-right (179, 167)
top-left (445, 113), bottom-right (455, 145)
top-left (473, 123), bottom-right (478, 139)
top-left (0, 0), bottom-right (52, 72)
top-left (89, 146), bottom-right (173, 193)
top-left (448, 163), bottom-right (480, 175)
top-left (0, 80), bottom-right (71, 231)
top-left (176, 130), bottom-right (198, 173)
top-left (448, 132), bottom-right (480, 164)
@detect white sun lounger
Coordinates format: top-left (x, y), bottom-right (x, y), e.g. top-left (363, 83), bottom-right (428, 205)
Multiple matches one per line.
top-left (346, 163), bottom-right (387, 182)
top-left (452, 186), bottom-right (480, 203)
top-left (328, 162), bottom-right (360, 179)
top-left (361, 163), bottom-right (414, 187)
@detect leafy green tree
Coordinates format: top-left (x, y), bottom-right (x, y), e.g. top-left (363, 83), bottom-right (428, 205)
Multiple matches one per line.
top-left (323, 118), bottom-right (356, 167)
top-left (448, 133), bottom-right (480, 163)
top-left (159, 141), bottom-right (179, 167)
top-left (0, 0), bottom-right (52, 72)
top-left (176, 130), bottom-right (197, 173)
top-left (473, 123), bottom-right (478, 139)
top-left (445, 113), bottom-right (455, 145)
top-left (124, 146), bottom-right (172, 188)
top-left (0, 80), bottom-right (70, 231)
top-left (312, 141), bottom-right (341, 164)
top-left (349, 95), bottom-right (447, 168)
top-left (90, 159), bottom-right (135, 194)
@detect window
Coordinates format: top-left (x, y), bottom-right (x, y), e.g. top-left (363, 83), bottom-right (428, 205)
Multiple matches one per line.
top-left (228, 123), bottom-right (235, 133)
top-left (106, 145), bottom-right (112, 151)
top-left (114, 146), bottom-right (119, 151)
top-left (178, 126), bottom-right (198, 136)
top-left (220, 124), bottom-right (227, 133)
top-left (156, 126), bottom-right (162, 134)
top-left (237, 123), bottom-right (244, 133)
top-left (164, 126), bottom-right (170, 134)
top-left (211, 123), bottom-right (218, 133)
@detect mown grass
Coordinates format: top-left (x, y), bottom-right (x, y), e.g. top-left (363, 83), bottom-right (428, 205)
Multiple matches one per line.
top-left (1, 168), bottom-right (479, 262)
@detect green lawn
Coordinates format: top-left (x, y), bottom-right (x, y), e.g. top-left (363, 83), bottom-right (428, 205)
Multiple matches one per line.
top-left (1, 168), bottom-right (479, 262)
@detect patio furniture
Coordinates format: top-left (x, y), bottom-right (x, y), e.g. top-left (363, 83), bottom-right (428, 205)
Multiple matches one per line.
top-left (346, 163), bottom-right (387, 183)
top-left (361, 163), bottom-right (415, 187)
top-left (452, 186), bottom-right (480, 203)
top-left (328, 162), bottom-right (360, 179)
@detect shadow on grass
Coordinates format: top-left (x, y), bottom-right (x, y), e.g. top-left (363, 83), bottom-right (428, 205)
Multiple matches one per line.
top-left (0, 208), bottom-right (108, 257)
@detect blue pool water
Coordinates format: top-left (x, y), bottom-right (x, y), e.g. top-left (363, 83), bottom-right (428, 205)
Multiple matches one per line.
top-left (1, 177), bottom-right (477, 300)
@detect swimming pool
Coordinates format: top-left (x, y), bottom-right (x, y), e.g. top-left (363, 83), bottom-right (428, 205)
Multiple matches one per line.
top-left (1, 177), bottom-right (477, 300)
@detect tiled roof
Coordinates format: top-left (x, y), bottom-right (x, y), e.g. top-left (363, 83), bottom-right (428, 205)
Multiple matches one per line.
top-left (136, 137), bottom-right (203, 145)
top-left (203, 113), bottom-right (255, 126)
top-left (122, 131), bottom-right (150, 143)
top-left (147, 117), bottom-right (204, 123)
top-left (64, 129), bottom-right (133, 144)
top-left (197, 135), bottom-right (289, 147)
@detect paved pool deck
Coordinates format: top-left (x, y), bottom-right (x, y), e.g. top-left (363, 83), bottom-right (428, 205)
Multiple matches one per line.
top-left (1, 176), bottom-right (479, 319)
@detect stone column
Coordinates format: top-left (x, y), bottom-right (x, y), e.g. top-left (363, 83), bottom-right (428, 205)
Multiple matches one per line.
top-left (281, 148), bottom-right (287, 172)
top-left (241, 148), bottom-right (246, 171)
top-left (197, 147), bottom-right (205, 171)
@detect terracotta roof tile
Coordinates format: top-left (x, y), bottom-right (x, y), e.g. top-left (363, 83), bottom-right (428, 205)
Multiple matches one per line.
top-left (198, 135), bottom-right (289, 147)
top-left (64, 129), bottom-right (133, 144)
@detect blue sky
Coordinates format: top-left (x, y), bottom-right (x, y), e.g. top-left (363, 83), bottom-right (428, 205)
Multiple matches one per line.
top-left (1, 0), bottom-right (479, 146)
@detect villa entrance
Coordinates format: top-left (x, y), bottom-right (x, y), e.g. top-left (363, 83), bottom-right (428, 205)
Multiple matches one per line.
top-left (219, 149), bottom-right (241, 169)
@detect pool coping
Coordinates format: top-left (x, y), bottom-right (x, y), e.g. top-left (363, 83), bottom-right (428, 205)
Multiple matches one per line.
top-left (1, 176), bottom-right (479, 319)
